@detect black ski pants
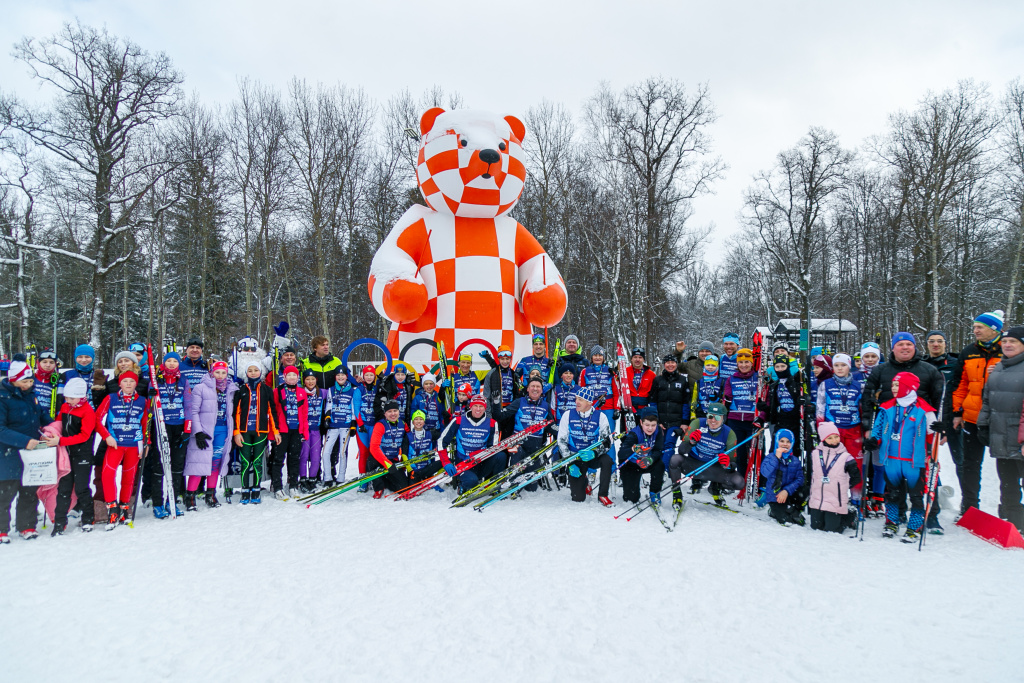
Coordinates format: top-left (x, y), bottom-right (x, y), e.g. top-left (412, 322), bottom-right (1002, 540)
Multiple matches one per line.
top-left (668, 454), bottom-right (745, 490)
top-left (810, 508), bottom-right (851, 533)
top-left (271, 431), bottom-right (303, 491)
top-left (619, 454), bottom-right (665, 504)
top-left (508, 441), bottom-right (546, 493)
top-left (149, 422), bottom-right (187, 507)
top-left (568, 451), bottom-right (612, 502)
top-left (957, 423), bottom-right (986, 512)
top-left (54, 461), bottom-right (95, 526)
top-left (0, 481), bottom-right (39, 534)
top-left (996, 458), bottom-right (1024, 532)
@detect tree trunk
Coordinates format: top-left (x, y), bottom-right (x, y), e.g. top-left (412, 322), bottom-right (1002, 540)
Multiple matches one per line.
top-left (1006, 202), bottom-right (1024, 321)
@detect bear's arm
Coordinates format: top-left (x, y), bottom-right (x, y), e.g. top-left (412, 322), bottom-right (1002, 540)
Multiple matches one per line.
top-left (368, 207), bottom-right (432, 323)
top-left (515, 222), bottom-right (567, 328)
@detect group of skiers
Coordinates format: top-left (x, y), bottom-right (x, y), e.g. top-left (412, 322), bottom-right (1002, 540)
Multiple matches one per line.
top-left (2, 308), bottom-right (1024, 546)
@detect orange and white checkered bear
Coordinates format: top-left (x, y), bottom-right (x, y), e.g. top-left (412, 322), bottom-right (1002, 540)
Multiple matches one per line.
top-left (368, 108), bottom-right (567, 364)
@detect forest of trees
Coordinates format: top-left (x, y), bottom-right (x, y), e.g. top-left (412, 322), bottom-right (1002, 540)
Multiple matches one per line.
top-left (1, 21), bottom-right (1022, 365)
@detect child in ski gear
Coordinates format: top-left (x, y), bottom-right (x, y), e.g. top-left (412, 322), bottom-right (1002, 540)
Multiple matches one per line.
top-left (375, 363), bottom-right (417, 421)
top-left (497, 377), bottom-right (550, 493)
top-left (149, 352), bottom-right (191, 518)
top-left (180, 338), bottom-right (209, 390)
top-left (810, 354), bottom-right (833, 398)
top-left (52, 378), bottom-right (97, 533)
top-left (62, 344), bottom-right (97, 408)
top-left (406, 409), bottom-right (440, 480)
top-left (670, 402), bottom-right (741, 508)
top-left (322, 369), bottom-right (362, 486)
top-left (808, 421), bottom-right (861, 532)
top-left (759, 428), bottom-right (806, 525)
top-left (95, 371), bottom-right (149, 529)
top-left (867, 371), bottom-right (937, 540)
top-left (272, 365), bottom-right (308, 498)
top-left (232, 362), bottom-right (280, 504)
top-left (229, 337), bottom-right (268, 385)
top-left (556, 386), bottom-right (614, 506)
top-left (356, 366), bottom-right (379, 476)
top-left (690, 354), bottom-right (724, 419)
top-left (410, 373), bottom-right (449, 433)
top-left (0, 359), bottom-right (57, 541)
top-left (184, 360), bottom-right (236, 509)
top-left (618, 407), bottom-right (665, 504)
top-left (855, 342), bottom-right (882, 382)
top-left (33, 349), bottom-right (64, 420)
top-left (129, 342), bottom-right (151, 385)
top-left (549, 365), bottom-right (579, 422)
top-left (439, 394), bottom-right (499, 495)
top-left (762, 352), bottom-right (804, 462)
top-left (368, 400), bottom-right (412, 498)
top-left (449, 382), bottom-right (473, 421)
top-left (816, 353), bottom-right (864, 505)
top-left (724, 348), bottom-right (759, 478)
top-left (720, 333), bottom-right (740, 379)
top-left (298, 370), bottom-right (329, 492)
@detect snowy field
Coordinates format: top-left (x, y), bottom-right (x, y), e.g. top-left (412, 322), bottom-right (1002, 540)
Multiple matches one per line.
top-left (1, 444), bottom-right (1022, 683)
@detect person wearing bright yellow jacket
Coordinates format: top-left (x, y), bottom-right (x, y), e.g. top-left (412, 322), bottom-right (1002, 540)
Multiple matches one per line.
top-left (301, 336), bottom-right (343, 390)
top-left (951, 309), bottom-right (1005, 517)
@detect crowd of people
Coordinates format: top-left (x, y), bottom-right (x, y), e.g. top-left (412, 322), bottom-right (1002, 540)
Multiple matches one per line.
top-left (1, 307), bottom-right (1023, 546)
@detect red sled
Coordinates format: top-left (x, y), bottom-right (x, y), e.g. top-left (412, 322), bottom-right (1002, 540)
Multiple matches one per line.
top-left (955, 507), bottom-right (1024, 549)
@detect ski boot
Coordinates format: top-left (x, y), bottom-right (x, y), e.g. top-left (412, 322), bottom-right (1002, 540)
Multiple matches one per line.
top-left (789, 510), bottom-right (806, 527)
top-left (273, 489), bottom-right (287, 501)
top-left (118, 503), bottom-right (129, 525)
top-left (0, 533), bottom-right (8, 544)
top-left (357, 483), bottom-right (369, 493)
top-left (672, 489), bottom-right (684, 511)
top-left (926, 516), bottom-right (944, 535)
top-left (598, 496), bottom-right (615, 508)
top-left (105, 503), bottom-right (119, 531)
top-left (249, 488), bottom-right (262, 505)
top-left (205, 490), bottom-right (221, 508)
top-left (689, 480), bottom-right (703, 495)
top-left (81, 523), bottom-right (93, 533)
top-left (901, 528), bottom-right (920, 543)
top-left (650, 491), bottom-right (662, 507)
top-left (223, 488), bottom-right (232, 504)
top-left (51, 522), bottom-right (67, 537)
top-left (372, 490), bottom-right (384, 500)
top-left (241, 489), bottom-right (251, 505)
top-left (882, 522), bottom-right (899, 538)
top-left (152, 505), bottom-right (170, 520)
top-left (19, 528), bottom-right (38, 540)
top-left (768, 507), bottom-right (789, 526)
top-left (185, 492), bottom-right (198, 512)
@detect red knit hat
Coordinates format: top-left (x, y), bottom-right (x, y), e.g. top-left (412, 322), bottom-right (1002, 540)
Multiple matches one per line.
top-left (119, 371), bottom-right (139, 384)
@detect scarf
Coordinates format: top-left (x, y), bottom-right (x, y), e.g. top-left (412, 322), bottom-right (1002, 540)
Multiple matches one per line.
top-left (979, 334), bottom-right (1002, 350)
top-left (161, 365), bottom-right (180, 385)
top-left (35, 367), bottom-right (54, 383)
top-left (215, 376), bottom-right (231, 392)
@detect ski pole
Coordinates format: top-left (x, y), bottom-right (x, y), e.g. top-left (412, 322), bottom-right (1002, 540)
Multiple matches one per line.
top-left (918, 433), bottom-right (942, 551)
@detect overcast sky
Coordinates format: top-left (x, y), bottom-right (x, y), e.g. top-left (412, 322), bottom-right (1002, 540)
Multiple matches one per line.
top-left (4, 1), bottom-right (1023, 261)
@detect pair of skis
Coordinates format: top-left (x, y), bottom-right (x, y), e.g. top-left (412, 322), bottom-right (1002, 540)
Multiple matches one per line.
top-left (450, 441), bottom-right (557, 507)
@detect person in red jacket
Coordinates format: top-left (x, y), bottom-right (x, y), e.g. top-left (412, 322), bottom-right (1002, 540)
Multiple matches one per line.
top-left (272, 366), bottom-right (308, 499)
top-left (368, 400), bottom-right (411, 499)
top-left (95, 371), bottom-right (150, 529)
top-left (52, 377), bottom-right (96, 535)
top-left (624, 347), bottom-right (656, 424)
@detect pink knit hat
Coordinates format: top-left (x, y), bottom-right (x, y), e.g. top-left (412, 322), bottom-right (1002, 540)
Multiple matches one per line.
top-left (817, 421), bottom-right (840, 442)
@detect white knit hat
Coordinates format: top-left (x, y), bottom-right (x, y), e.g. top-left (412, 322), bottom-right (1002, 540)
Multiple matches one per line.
top-left (420, 373), bottom-right (437, 385)
top-left (64, 377), bottom-right (88, 398)
top-left (7, 360), bottom-right (31, 382)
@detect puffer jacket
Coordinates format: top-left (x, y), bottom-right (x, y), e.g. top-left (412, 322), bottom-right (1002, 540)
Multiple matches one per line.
top-left (860, 352), bottom-right (945, 428)
top-left (808, 441), bottom-right (861, 513)
top-left (760, 431), bottom-right (804, 502)
top-left (870, 396), bottom-right (935, 468)
top-left (952, 339), bottom-right (1003, 425)
top-left (650, 369), bottom-right (690, 428)
top-left (0, 379), bottom-right (52, 481)
top-left (977, 352), bottom-right (1024, 460)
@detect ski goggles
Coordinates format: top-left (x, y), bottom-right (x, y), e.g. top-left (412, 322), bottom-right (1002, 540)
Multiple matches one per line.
top-left (129, 343), bottom-right (145, 353)
top-left (497, 350), bottom-right (512, 358)
top-left (39, 350), bottom-right (58, 361)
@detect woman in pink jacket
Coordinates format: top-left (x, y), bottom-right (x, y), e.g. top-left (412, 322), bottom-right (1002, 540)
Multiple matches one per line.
top-left (808, 421), bottom-right (862, 533)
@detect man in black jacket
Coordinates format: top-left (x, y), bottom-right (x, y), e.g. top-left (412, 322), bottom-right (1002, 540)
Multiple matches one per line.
top-left (651, 354), bottom-right (691, 433)
top-left (860, 333), bottom-right (945, 428)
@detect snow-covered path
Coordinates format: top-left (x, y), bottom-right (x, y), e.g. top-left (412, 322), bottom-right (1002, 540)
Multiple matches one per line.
top-left (1, 448), bottom-right (1021, 682)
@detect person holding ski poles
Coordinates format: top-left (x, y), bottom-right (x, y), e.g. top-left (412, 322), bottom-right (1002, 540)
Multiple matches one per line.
top-left (668, 402), bottom-right (740, 510)
top-left (556, 386), bottom-right (615, 507)
top-left (232, 361), bottom-right (280, 505)
top-left (618, 407), bottom-right (665, 505)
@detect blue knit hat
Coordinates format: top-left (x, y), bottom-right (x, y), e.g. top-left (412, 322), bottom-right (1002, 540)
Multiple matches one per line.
top-left (723, 333), bottom-right (740, 344)
top-left (576, 386), bottom-right (597, 404)
top-left (163, 351), bottom-right (181, 363)
top-left (974, 309), bottom-right (1005, 332)
top-left (639, 407), bottom-right (659, 421)
top-left (74, 344), bottom-right (95, 360)
top-left (891, 332), bottom-right (916, 347)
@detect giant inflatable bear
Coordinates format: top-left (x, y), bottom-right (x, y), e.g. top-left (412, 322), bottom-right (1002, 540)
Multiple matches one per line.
top-left (368, 108), bottom-right (567, 365)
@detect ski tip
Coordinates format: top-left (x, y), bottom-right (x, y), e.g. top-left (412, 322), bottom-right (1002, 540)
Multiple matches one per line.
top-left (305, 504), bottom-right (312, 509)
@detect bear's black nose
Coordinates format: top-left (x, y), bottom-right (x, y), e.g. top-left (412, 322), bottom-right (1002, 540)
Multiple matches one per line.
top-left (479, 149), bottom-right (500, 164)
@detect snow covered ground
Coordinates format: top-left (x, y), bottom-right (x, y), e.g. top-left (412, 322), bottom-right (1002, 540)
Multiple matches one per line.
top-left (1, 444), bottom-right (1021, 682)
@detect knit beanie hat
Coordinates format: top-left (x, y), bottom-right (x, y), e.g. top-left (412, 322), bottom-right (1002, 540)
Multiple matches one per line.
top-left (590, 345), bottom-right (606, 358)
top-left (163, 352), bottom-right (181, 363)
top-left (420, 373), bottom-right (437, 385)
top-left (832, 353), bottom-right (852, 368)
top-left (812, 355), bottom-right (833, 373)
top-left (74, 344), bottom-right (96, 361)
top-left (925, 330), bottom-right (947, 342)
top-left (411, 410), bottom-right (426, 422)
top-left (1003, 326), bottom-right (1024, 345)
top-left (7, 360), bottom-right (31, 382)
top-left (282, 365), bottom-right (299, 377)
top-left (64, 377), bottom-right (88, 399)
top-left (576, 386), bottom-right (597, 404)
top-left (817, 421), bottom-right (840, 442)
top-left (859, 342), bottom-right (881, 358)
top-left (698, 341), bottom-right (715, 353)
top-left (974, 309), bottom-right (1005, 332)
top-left (115, 351), bottom-right (137, 366)
top-left (119, 371), bottom-right (139, 384)
top-left (469, 394), bottom-right (487, 408)
top-left (704, 355), bottom-right (719, 367)
top-left (736, 348), bottom-right (754, 361)
top-left (891, 332), bottom-right (916, 347)
top-left (564, 334), bottom-right (580, 347)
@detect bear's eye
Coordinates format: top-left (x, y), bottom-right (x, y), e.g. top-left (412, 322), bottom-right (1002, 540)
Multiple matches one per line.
top-left (460, 139), bottom-right (468, 147)
top-left (499, 142), bottom-right (507, 151)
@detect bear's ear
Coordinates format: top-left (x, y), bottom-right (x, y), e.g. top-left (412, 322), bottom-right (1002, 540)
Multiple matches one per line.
top-left (420, 107), bottom-right (446, 136)
top-left (504, 115), bottom-right (526, 144)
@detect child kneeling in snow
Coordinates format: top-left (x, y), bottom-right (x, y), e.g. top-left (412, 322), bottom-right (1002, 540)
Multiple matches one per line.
top-left (808, 421), bottom-right (861, 532)
top-left (759, 428), bottom-right (805, 525)
top-left (866, 371), bottom-right (937, 541)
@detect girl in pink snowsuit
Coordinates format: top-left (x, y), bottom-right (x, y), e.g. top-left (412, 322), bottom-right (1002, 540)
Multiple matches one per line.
top-left (808, 421), bottom-right (862, 533)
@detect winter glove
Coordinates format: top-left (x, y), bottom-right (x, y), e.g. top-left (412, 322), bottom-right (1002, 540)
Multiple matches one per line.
top-left (443, 463), bottom-right (457, 477)
top-left (194, 432), bottom-right (211, 450)
top-left (636, 454), bottom-right (653, 469)
top-left (580, 449), bottom-right (595, 462)
top-left (863, 437), bottom-right (880, 450)
top-left (978, 426), bottom-right (990, 447)
top-left (440, 379), bottom-right (452, 388)
top-left (717, 452), bottom-right (731, 466)
top-left (929, 422), bottom-right (946, 435)
top-left (93, 369), bottom-right (107, 386)
top-left (602, 435), bottom-right (613, 448)
top-left (479, 350), bottom-right (490, 359)
top-left (568, 464), bottom-right (582, 478)
top-left (689, 429), bottom-right (703, 445)
top-left (613, 409), bottom-right (621, 421)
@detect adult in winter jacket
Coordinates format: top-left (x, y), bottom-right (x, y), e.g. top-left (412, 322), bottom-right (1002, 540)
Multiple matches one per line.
top-left (670, 402), bottom-right (740, 508)
top-left (678, 340), bottom-right (716, 384)
top-left (515, 333), bottom-right (551, 386)
top-left (760, 428), bottom-right (806, 526)
top-left (951, 310), bottom-right (1005, 515)
top-left (807, 421), bottom-right (861, 532)
top-left (860, 333), bottom-right (945, 429)
top-left (650, 354), bottom-right (691, 432)
top-left (554, 335), bottom-right (587, 380)
top-left (976, 326), bottom-right (1024, 532)
top-left (623, 348), bottom-right (656, 413)
top-left (183, 362), bottom-right (237, 509)
top-left (302, 336), bottom-right (343, 389)
top-left (52, 378), bottom-right (96, 534)
top-left (180, 338), bottom-right (210, 390)
top-left (148, 352), bottom-right (192, 518)
top-left (0, 359), bottom-right (57, 542)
